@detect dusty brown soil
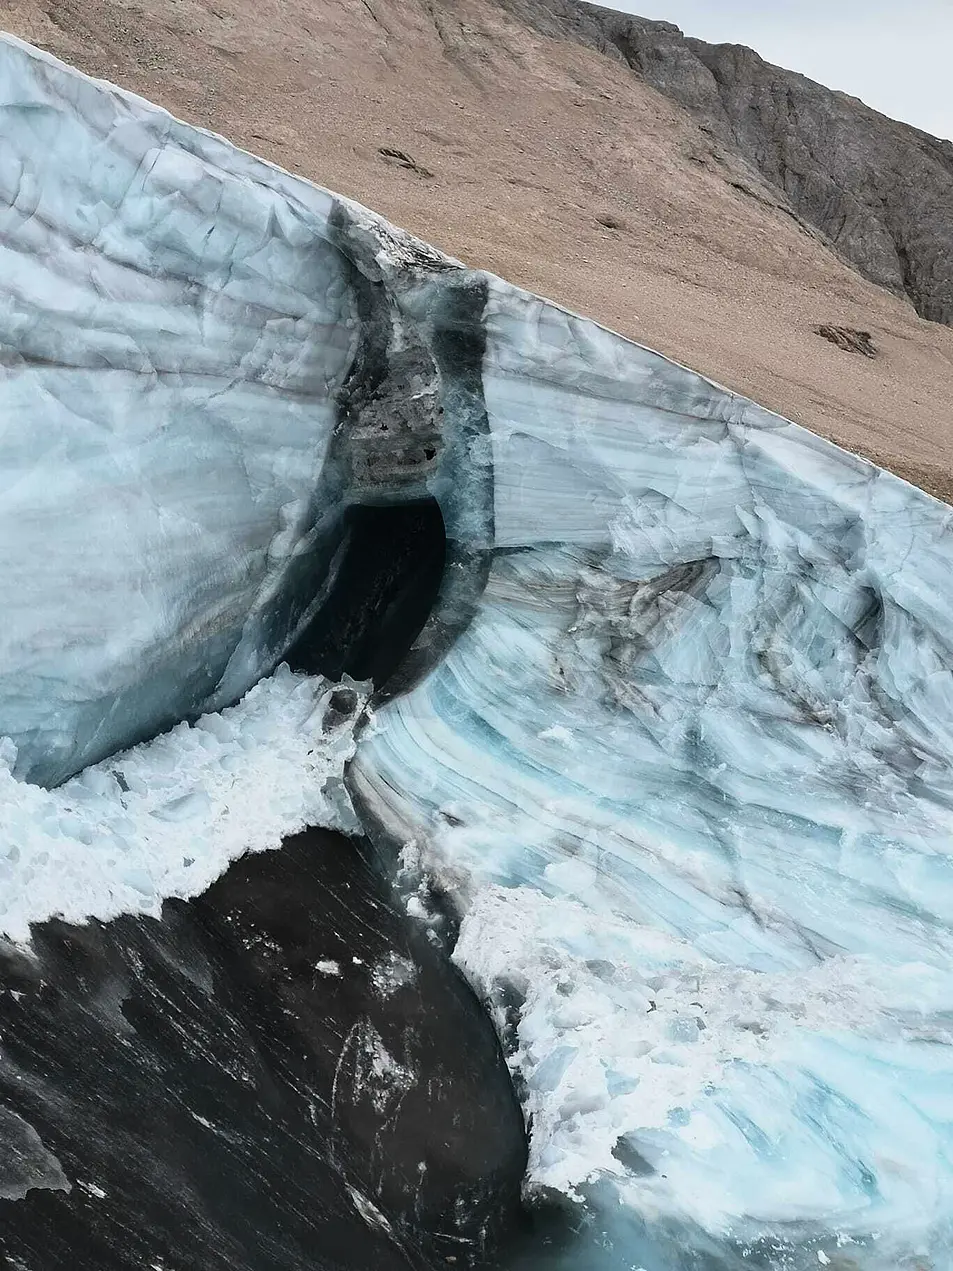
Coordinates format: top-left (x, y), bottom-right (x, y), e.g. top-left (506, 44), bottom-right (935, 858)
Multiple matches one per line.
top-left (4, 0), bottom-right (953, 499)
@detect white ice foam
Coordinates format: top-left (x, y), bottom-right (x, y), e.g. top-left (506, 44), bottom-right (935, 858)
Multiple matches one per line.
top-left (0, 666), bottom-right (364, 944)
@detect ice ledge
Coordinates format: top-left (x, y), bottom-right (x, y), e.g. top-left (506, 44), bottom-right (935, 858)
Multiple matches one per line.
top-left (5, 26), bottom-right (943, 787)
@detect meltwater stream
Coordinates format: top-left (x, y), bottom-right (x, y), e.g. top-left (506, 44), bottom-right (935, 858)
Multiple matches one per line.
top-left (1, 29), bottom-right (953, 1271)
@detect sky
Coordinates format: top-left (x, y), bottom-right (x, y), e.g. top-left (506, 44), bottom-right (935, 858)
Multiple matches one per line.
top-left (599, 0), bottom-right (953, 142)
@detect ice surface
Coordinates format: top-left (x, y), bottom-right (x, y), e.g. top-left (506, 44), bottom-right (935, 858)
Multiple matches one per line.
top-left (351, 288), bottom-right (953, 1266)
top-left (3, 29), bottom-right (953, 1271)
top-left (0, 666), bottom-right (364, 944)
top-left (0, 32), bottom-right (479, 786)
top-left (0, 35), bottom-right (360, 784)
top-left (0, 1108), bottom-right (70, 1201)
top-left (456, 888), bottom-right (953, 1268)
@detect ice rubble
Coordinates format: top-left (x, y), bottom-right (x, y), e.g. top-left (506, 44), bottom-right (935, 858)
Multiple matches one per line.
top-left (2, 28), bottom-right (953, 1271)
top-left (0, 667), bottom-right (364, 944)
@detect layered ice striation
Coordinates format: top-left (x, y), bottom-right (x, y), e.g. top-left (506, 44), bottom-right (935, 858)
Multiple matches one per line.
top-left (351, 289), bottom-right (953, 1268)
top-left (0, 34), bottom-right (475, 785)
top-left (3, 29), bottom-right (953, 1271)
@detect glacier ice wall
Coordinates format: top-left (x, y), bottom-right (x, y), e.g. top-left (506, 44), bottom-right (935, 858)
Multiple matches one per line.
top-left (3, 29), bottom-right (953, 1271)
top-left (0, 34), bottom-right (487, 785)
top-left (351, 287), bottom-right (953, 1268)
top-left (0, 41), bottom-right (349, 783)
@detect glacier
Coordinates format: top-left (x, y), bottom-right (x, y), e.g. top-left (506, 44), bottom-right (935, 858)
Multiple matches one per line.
top-left (0, 665), bottom-right (365, 944)
top-left (2, 28), bottom-right (953, 1271)
top-left (353, 290), bottom-right (953, 1268)
top-left (0, 32), bottom-right (471, 785)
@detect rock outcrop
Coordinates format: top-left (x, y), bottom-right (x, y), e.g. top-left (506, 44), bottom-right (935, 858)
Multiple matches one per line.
top-left (511, 0), bottom-right (953, 326)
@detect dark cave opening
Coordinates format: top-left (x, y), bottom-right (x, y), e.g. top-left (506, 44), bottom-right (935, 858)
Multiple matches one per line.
top-left (284, 497), bottom-right (446, 690)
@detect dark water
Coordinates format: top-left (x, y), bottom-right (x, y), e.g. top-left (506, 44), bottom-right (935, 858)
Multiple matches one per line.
top-left (0, 829), bottom-right (527, 1271)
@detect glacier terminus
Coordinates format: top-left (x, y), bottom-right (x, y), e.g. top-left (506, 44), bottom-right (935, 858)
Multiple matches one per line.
top-left (0, 29), bottom-right (952, 1271)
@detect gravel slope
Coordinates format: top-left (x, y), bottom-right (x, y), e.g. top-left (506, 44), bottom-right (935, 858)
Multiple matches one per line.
top-left (3, 0), bottom-right (952, 497)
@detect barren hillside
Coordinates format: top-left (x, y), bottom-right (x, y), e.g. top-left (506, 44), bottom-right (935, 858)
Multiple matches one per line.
top-left (3, 0), bottom-right (953, 497)
top-left (508, 0), bottom-right (953, 327)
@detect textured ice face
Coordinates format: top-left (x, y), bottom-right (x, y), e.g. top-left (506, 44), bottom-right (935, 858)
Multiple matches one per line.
top-left (0, 36), bottom-right (469, 786)
top-left (3, 30), bottom-right (953, 1271)
top-left (0, 38), bottom-right (362, 783)
top-left (351, 287), bottom-right (953, 1266)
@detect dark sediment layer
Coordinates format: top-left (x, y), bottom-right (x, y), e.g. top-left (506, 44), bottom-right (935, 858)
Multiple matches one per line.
top-left (0, 829), bottom-right (528, 1270)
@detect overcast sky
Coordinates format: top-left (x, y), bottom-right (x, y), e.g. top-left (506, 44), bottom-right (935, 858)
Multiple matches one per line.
top-left (599, 0), bottom-right (953, 141)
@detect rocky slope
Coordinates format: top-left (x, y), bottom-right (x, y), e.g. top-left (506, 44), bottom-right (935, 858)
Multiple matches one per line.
top-left (509, 0), bottom-right (953, 328)
top-left (2, 0), bottom-right (953, 497)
